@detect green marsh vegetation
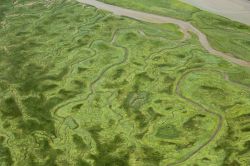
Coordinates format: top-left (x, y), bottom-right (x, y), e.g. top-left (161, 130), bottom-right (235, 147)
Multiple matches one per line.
top-left (100, 0), bottom-right (250, 61)
top-left (0, 0), bottom-right (250, 165)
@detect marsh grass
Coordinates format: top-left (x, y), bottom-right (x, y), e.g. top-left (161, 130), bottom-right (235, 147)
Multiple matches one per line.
top-left (101, 0), bottom-right (250, 61)
top-left (0, 0), bottom-right (250, 165)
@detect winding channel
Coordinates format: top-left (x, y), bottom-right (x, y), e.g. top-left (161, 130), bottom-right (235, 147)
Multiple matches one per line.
top-left (169, 68), bottom-right (224, 166)
top-left (74, 0), bottom-right (244, 165)
top-left (77, 0), bottom-right (250, 68)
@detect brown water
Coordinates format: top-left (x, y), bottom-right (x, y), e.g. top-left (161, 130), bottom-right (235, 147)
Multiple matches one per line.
top-left (77, 0), bottom-right (250, 67)
top-left (182, 0), bottom-right (250, 25)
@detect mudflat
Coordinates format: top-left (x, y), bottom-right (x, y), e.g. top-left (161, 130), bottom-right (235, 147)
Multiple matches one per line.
top-left (182, 0), bottom-right (250, 25)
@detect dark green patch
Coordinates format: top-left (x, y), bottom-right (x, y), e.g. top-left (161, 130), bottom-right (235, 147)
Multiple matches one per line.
top-left (1, 97), bottom-right (22, 119)
top-left (156, 124), bottom-right (181, 139)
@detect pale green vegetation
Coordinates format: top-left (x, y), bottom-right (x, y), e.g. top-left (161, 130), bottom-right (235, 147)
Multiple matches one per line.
top-left (0, 0), bottom-right (250, 165)
top-left (100, 0), bottom-right (250, 61)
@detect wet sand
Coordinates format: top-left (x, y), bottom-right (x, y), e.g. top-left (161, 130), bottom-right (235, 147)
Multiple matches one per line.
top-left (182, 0), bottom-right (250, 25)
top-left (77, 0), bottom-right (250, 67)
